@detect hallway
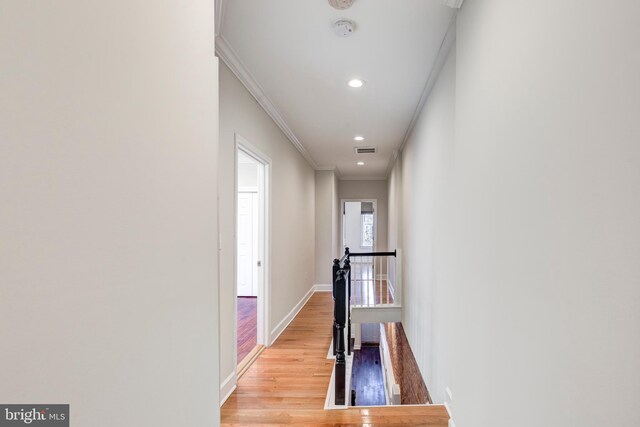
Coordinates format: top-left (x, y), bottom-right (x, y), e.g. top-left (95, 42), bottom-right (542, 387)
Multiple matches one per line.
top-left (221, 292), bottom-right (448, 425)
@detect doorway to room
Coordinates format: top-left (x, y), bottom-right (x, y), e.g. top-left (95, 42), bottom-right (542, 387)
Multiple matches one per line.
top-left (342, 200), bottom-right (377, 253)
top-left (236, 135), bottom-right (270, 375)
top-left (342, 199), bottom-right (377, 288)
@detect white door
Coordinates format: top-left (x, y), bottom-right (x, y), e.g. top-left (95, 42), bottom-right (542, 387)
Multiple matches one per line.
top-left (237, 191), bottom-right (259, 296)
top-left (344, 201), bottom-right (363, 251)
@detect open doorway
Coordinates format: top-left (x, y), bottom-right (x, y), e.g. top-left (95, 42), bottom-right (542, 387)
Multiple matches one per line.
top-left (235, 134), bottom-right (270, 374)
top-left (342, 199), bottom-right (377, 288)
top-left (342, 200), bottom-right (377, 253)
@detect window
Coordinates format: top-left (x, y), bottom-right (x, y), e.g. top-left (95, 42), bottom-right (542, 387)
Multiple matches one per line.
top-left (361, 213), bottom-right (374, 247)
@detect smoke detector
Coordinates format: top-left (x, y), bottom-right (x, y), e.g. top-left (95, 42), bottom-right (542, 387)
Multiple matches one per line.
top-left (333, 19), bottom-right (356, 37)
top-left (328, 0), bottom-right (354, 10)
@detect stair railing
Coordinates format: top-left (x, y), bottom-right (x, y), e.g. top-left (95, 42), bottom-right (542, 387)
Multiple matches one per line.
top-left (332, 247), bottom-right (398, 405)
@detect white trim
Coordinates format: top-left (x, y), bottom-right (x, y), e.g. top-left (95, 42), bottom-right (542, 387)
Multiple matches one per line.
top-left (269, 286), bottom-right (315, 345)
top-left (444, 401), bottom-right (453, 417)
top-left (214, 0), bottom-right (226, 38)
top-left (384, 150), bottom-right (401, 178)
top-left (350, 305), bottom-right (402, 324)
top-left (380, 324), bottom-right (401, 405)
top-left (444, 402), bottom-right (456, 427)
top-left (326, 341), bottom-right (335, 360)
top-left (216, 36), bottom-right (318, 169)
top-left (378, 344), bottom-right (391, 405)
top-left (235, 134), bottom-right (272, 358)
top-left (353, 322), bottom-right (361, 350)
top-left (219, 371), bottom-right (237, 406)
top-left (442, 0), bottom-right (464, 9)
top-left (386, 13), bottom-right (457, 178)
top-left (313, 284), bottom-right (333, 292)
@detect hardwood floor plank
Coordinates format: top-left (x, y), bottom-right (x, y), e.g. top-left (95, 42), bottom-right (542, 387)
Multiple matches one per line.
top-left (237, 296), bottom-right (258, 363)
top-left (351, 345), bottom-right (386, 406)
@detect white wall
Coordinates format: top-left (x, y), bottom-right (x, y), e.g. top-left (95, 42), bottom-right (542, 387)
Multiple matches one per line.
top-left (315, 170), bottom-right (339, 285)
top-left (387, 156), bottom-right (402, 293)
top-left (333, 173), bottom-right (340, 260)
top-left (392, 44), bottom-right (456, 410)
top-left (339, 180), bottom-right (388, 252)
top-left (392, 1), bottom-right (640, 426)
top-left (0, 2), bottom-right (219, 426)
top-left (218, 62), bottom-right (315, 391)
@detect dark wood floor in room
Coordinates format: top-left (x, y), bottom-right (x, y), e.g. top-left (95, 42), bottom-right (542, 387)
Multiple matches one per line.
top-left (221, 292), bottom-right (449, 426)
top-left (351, 344), bottom-right (386, 406)
top-left (237, 296), bottom-right (257, 363)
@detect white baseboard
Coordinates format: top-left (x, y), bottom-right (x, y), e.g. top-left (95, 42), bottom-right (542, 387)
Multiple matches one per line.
top-left (313, 284), bottom-right (332, 292)
top-left (444, 401), bottom-right (455, 426)
top-left (270, 285), bottom-right (315, 344)
top-left (220, 371), bottom-right (237, 406)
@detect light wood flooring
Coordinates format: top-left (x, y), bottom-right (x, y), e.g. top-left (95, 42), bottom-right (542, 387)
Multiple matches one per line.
top-left (221, 292), bottom-right (448, 426)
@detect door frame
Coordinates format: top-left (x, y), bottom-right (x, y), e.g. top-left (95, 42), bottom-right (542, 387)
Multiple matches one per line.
top-left (340, 198), bottom-right (378, 253)
top-left (234, 133), bottom-right (272, 369)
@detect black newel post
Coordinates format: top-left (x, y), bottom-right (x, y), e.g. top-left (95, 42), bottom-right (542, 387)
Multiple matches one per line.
top-left (332, 258), bottom-right (340, 356)
top-left (334, 270), bottom-right (347, 405)
top-left (344, 257), bottom-right (351, 356)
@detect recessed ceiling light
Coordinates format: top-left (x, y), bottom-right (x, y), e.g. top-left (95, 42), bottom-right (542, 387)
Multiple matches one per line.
top-left (354, 136), bottom-right (364, 141)
top-left (348, 78), bottom-right (364, 88)
top-left (357, 161), bottom-right (365, 166)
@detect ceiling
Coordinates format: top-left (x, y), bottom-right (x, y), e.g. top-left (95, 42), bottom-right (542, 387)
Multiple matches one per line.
top-left (217, 0), bottom-right (456, 179)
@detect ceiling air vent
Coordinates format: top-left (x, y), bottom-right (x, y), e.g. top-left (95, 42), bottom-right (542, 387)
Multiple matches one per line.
top-left (354, 146), bottom-right (376, 154)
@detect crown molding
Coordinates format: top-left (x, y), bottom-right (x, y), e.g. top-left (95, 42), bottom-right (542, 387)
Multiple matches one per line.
top-left (215, 0), bottom-right (226, 37)
top-left (442, 0), bottom-right (464, 9)
top-left (384, 149), bottom-right (400, 177)
top-left (215, 35), bottom-right (318, 169)
top-left (316, 166), bottom-right (343, 180)
top-left (385, 13), bottom-right (457, 178)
